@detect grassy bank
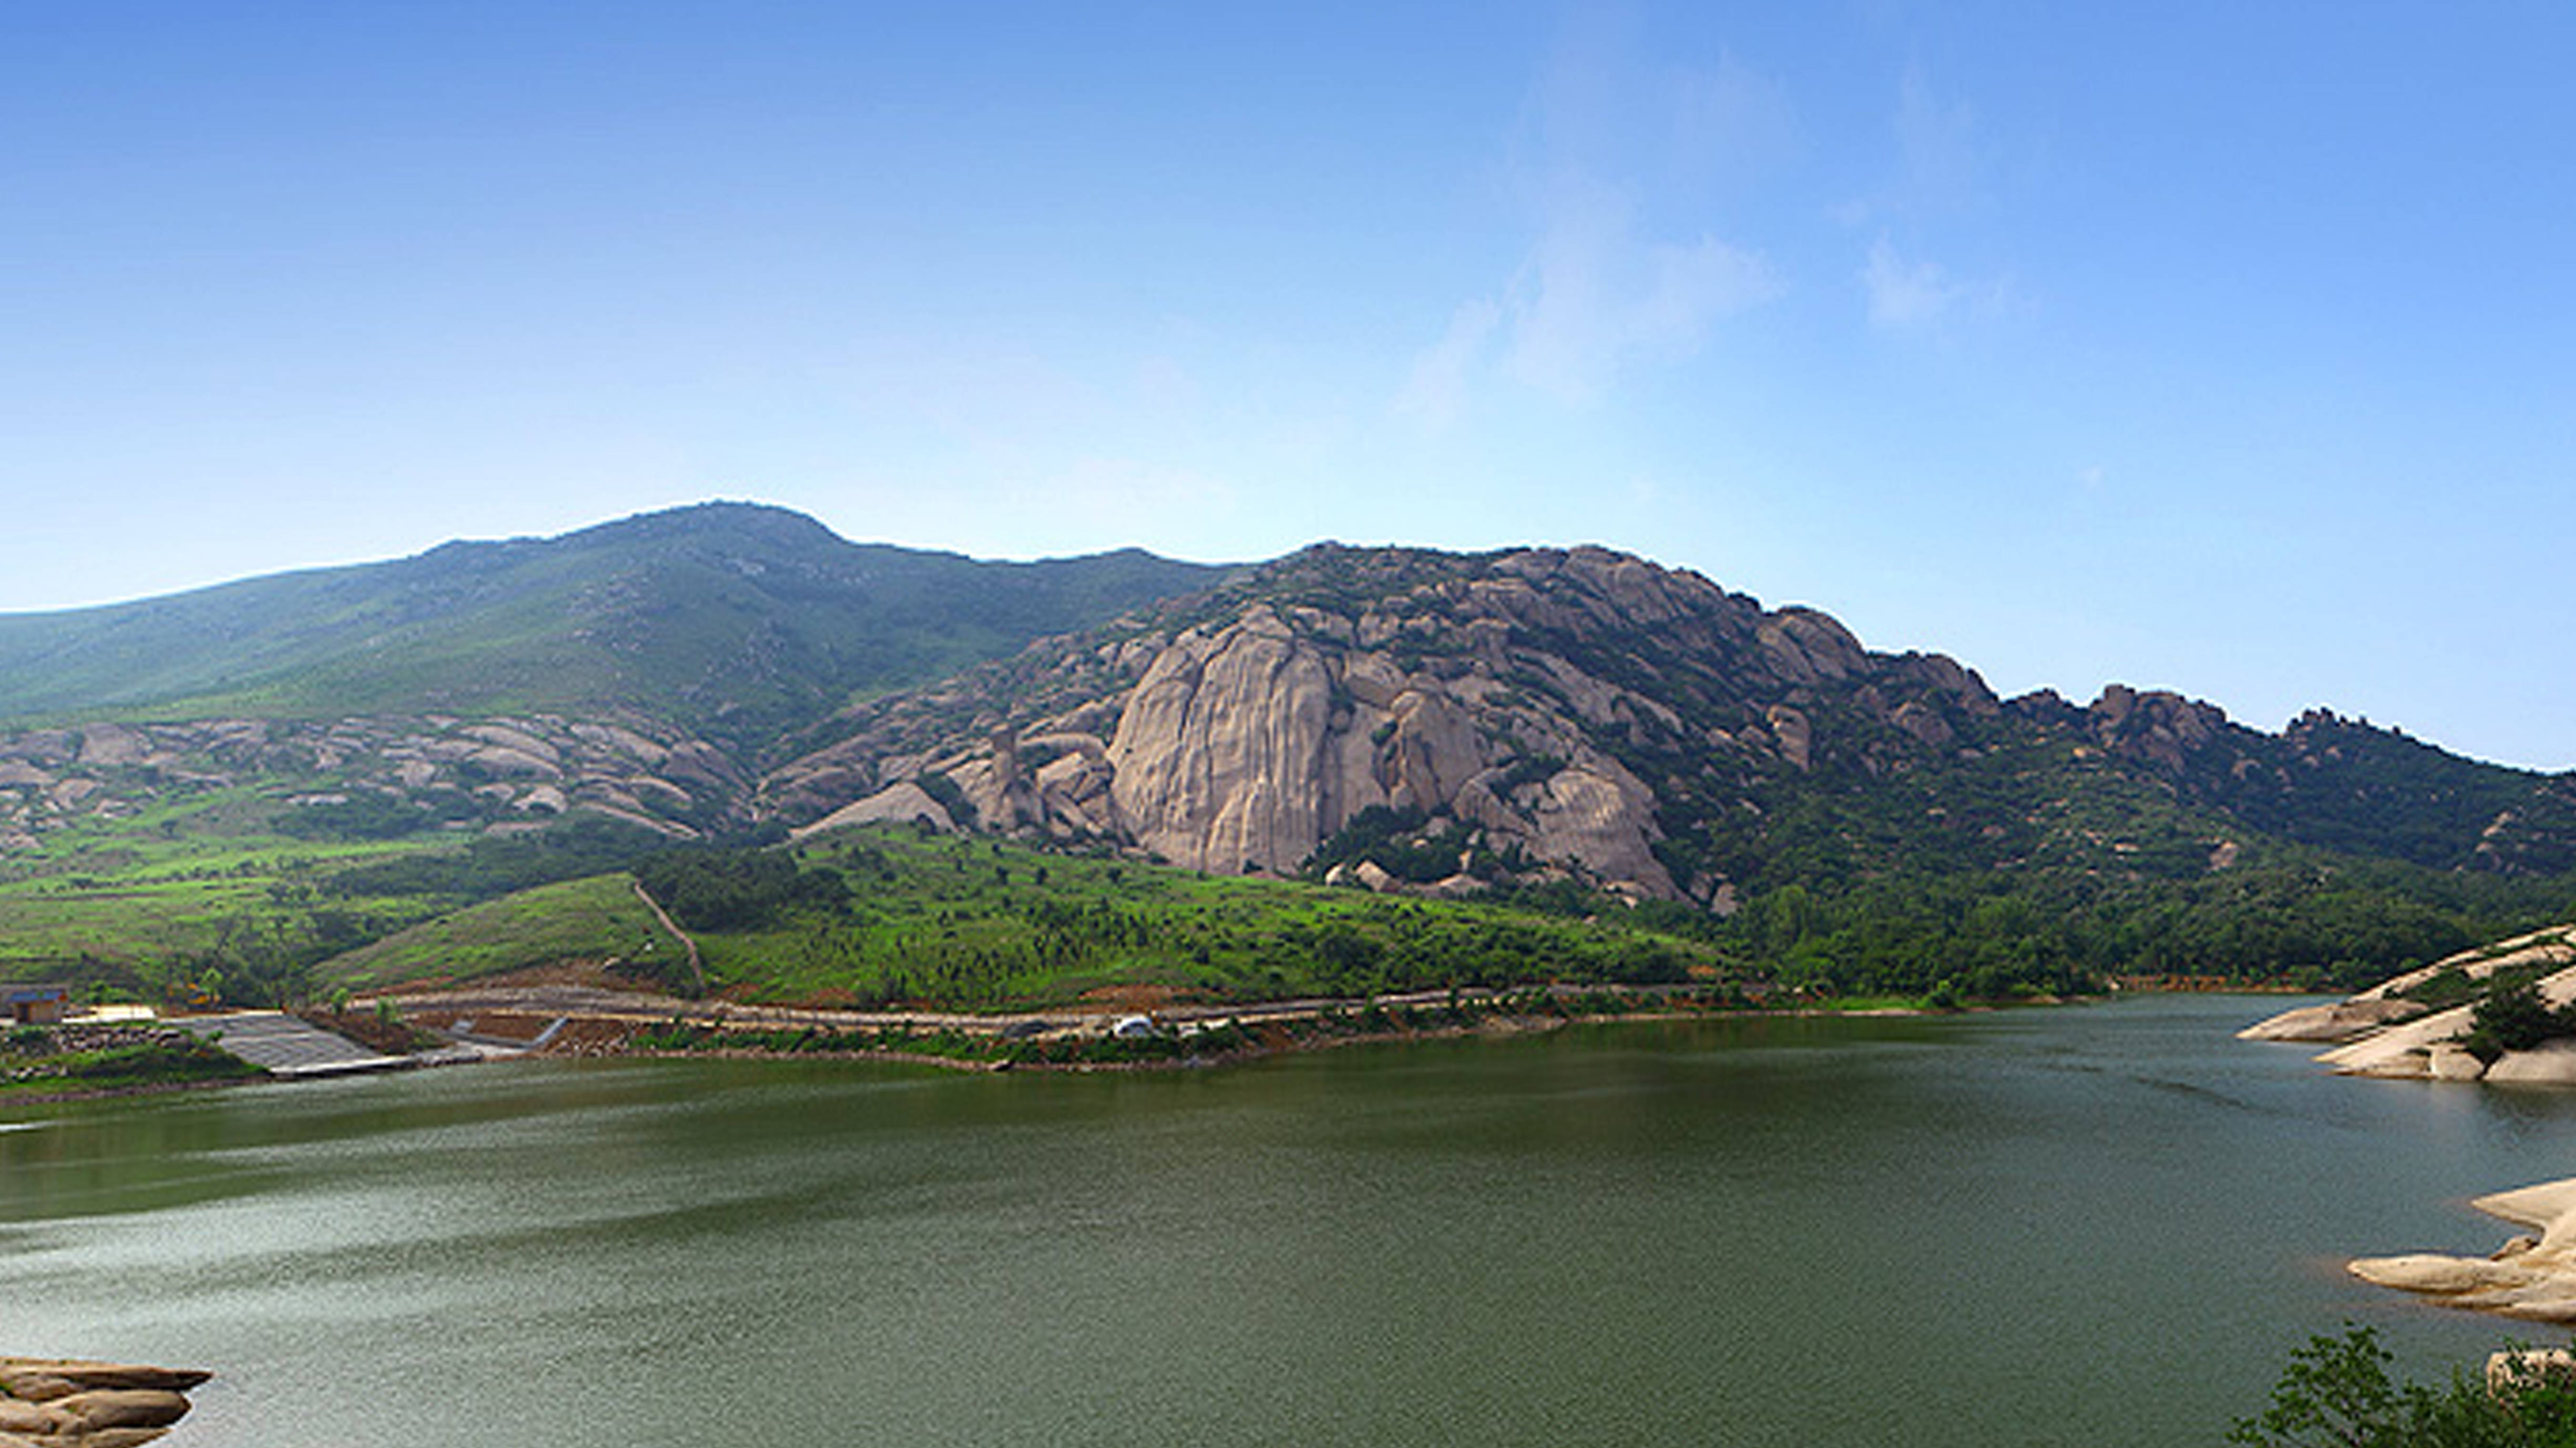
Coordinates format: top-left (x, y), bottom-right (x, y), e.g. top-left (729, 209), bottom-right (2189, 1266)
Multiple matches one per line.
top-left (0, 1024), bottom-right (261, 1100)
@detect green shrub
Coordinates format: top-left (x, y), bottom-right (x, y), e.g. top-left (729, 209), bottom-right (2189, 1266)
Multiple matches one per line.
top-left (2474, 976), bottom-right (2575, 1054)
top-left (2230, 1325), bottom-right (2576, 1447)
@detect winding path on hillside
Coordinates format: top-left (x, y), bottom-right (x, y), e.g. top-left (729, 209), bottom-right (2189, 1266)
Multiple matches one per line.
top-left (629, 878), bottom-right (706, 996)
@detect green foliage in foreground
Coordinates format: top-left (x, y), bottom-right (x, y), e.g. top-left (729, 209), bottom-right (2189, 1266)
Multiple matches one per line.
top-left (633, 843), bottom-right (846, 932)
top-left (0, 799), bottom-right (457, 1006)
top-left (2232, 1326), bottom-right (2576, 1448)
top-left (0, 798), bottom-right (685, 1006)
top-left (317, 815), bottom-right (682, 904)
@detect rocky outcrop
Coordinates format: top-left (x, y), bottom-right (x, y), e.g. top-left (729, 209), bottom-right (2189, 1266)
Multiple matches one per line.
top-left (2234, 995), bottom-right (2422, 1044)
top-left (2352, 1179), bottom-right (2576, 1323)
top-left (2085, 685), bottom-right (2228, 775)
top-left (799, 781), bottom-right (954, 836)
top-left (0, 711), bottom-right (748, 847)
top-left (0, 1357), bottom-right (208, 1445)
top-left (2239, 926), bottom-right (2576, 1081)
top-left (1105, 608), bottom-right (1348, 874)
top-left (762, 544), bottom-right (2012, 903)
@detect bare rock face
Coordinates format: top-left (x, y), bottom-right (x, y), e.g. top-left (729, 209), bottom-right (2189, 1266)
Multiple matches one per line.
top-left (756, 542), bottom-right (2045, 903)
top-left (0, 1359), bottom-right (208, 1446)
top-left (1108, 609), bottom-right (1346, 874)
top-left (2242, 930), bottom-right (2576, 1081)
top-left (764, 546), bottom-right (1955, 901)
top-left (76, 726), bottom-right (154, 769)
top-left (1525, 753), bottom-right (1675, 899)
top-left (2233, 996), bottom-right (2422, 1043)
top-left (1765, 706), bottom-right (1814, 772)
top-left (798, 781), bottom-right (954, 837)
top-left (1756, 608), bottom-right (1865, 685)
top-left (1085, 603), bottom-right (1522, 879)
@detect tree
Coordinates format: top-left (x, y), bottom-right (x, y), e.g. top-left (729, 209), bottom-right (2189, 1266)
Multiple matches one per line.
top-left (2475, 974), bottom-right (2571, 1054)
top-left (2230, 1325), bottom-right (2576, 1447)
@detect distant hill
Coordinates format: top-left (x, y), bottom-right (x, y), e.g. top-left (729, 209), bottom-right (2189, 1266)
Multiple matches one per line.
top-left (0, 501), bottom-right (1228, 756)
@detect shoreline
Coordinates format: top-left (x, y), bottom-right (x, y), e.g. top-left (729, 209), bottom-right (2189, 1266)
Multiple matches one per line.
top-left (2350, 1175), bottom-right (2576, 1322)
top-left (1, 1072), bottom-right (269, 1108)
top-left (540, 978), bottom-right (2017, 1074)
top-left (0, 984), bottom-right (2190, 1101)
top-left (610, 1012), bottom-right (1579, 1074)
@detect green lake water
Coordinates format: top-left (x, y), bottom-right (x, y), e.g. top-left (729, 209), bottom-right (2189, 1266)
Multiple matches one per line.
top-left (6, 995), bottom-right (2574, 1446)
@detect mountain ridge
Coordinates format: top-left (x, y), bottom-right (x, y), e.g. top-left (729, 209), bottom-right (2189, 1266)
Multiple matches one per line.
top-left (0, 501), bottom-right (1231, 757)
top-left (4, 504), bottom-right (2571, 1000)
top-left (762, 538), bottom-right (2576, 902)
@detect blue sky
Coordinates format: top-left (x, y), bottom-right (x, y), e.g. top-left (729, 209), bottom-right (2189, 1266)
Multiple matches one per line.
top-left (5, 3), bottom-right (2572, 766)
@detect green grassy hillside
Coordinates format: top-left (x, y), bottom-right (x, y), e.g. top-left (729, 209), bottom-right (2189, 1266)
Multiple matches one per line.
top-left (0, 789), bottom-right (455, 996)
top-left (315, 873), bottom-right (667, 993)
top-left (303, 827), bottom-right (1748, 1010)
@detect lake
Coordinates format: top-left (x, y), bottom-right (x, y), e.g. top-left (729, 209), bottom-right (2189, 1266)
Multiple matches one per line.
top-left (5, 996), bottom-right (2573, 1446)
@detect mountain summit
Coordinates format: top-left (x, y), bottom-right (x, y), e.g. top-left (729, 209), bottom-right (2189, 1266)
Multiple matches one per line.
top-left (0, 502), bottom-right (1226, 755)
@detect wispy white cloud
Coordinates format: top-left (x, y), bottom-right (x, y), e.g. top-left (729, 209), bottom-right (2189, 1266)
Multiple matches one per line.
top-left (1850, 64), bottom-right (2019, 333)
top-left (1504, 175), bottom-right (1778, 401)
top-left (1397, 34), bottom-right (1788, 417)
top-left (1861, 235), bottom-right (1963, 328)
top-left (1668, 51), bottom-right (1802, 193)
top-left (1638, 233), bottom-right (1779, 349)
top-left (1894, 63), bottom-right (1982, 214)
top-left (1860, 234), bottom-right (2024, 331)
top-left (1394, 298), bottom-right (1504, 430)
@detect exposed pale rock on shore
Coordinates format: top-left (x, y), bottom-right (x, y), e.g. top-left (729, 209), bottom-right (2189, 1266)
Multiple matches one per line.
top-left (2237, 926), bottom-right (2576, 1082)
top-left (2351, 1178), bottom-right (2576, 1322)
top-left (2233, 995), bottom-right (2422, 1044)
top-left (0, 1358), bottom-right (208, 1445)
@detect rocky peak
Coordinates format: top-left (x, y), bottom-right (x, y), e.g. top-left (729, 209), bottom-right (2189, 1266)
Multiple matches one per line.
top-left (2083, 686), bottom-right (2231, 775)
top-left (760, 544), bottom-right (2032, 904)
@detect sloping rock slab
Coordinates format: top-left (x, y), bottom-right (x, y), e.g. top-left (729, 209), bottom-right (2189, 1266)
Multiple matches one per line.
top-left (0, 1359), bottom-right (207, 1445)
top-left (2352, 1176), bottom-right (2576, 1321)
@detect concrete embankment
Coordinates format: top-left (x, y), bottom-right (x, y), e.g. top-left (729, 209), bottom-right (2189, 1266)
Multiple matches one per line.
top-left (168, 1011), bottom-right (410, 1078)
top-left (0, 1357), bottom-right (208, 1446)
